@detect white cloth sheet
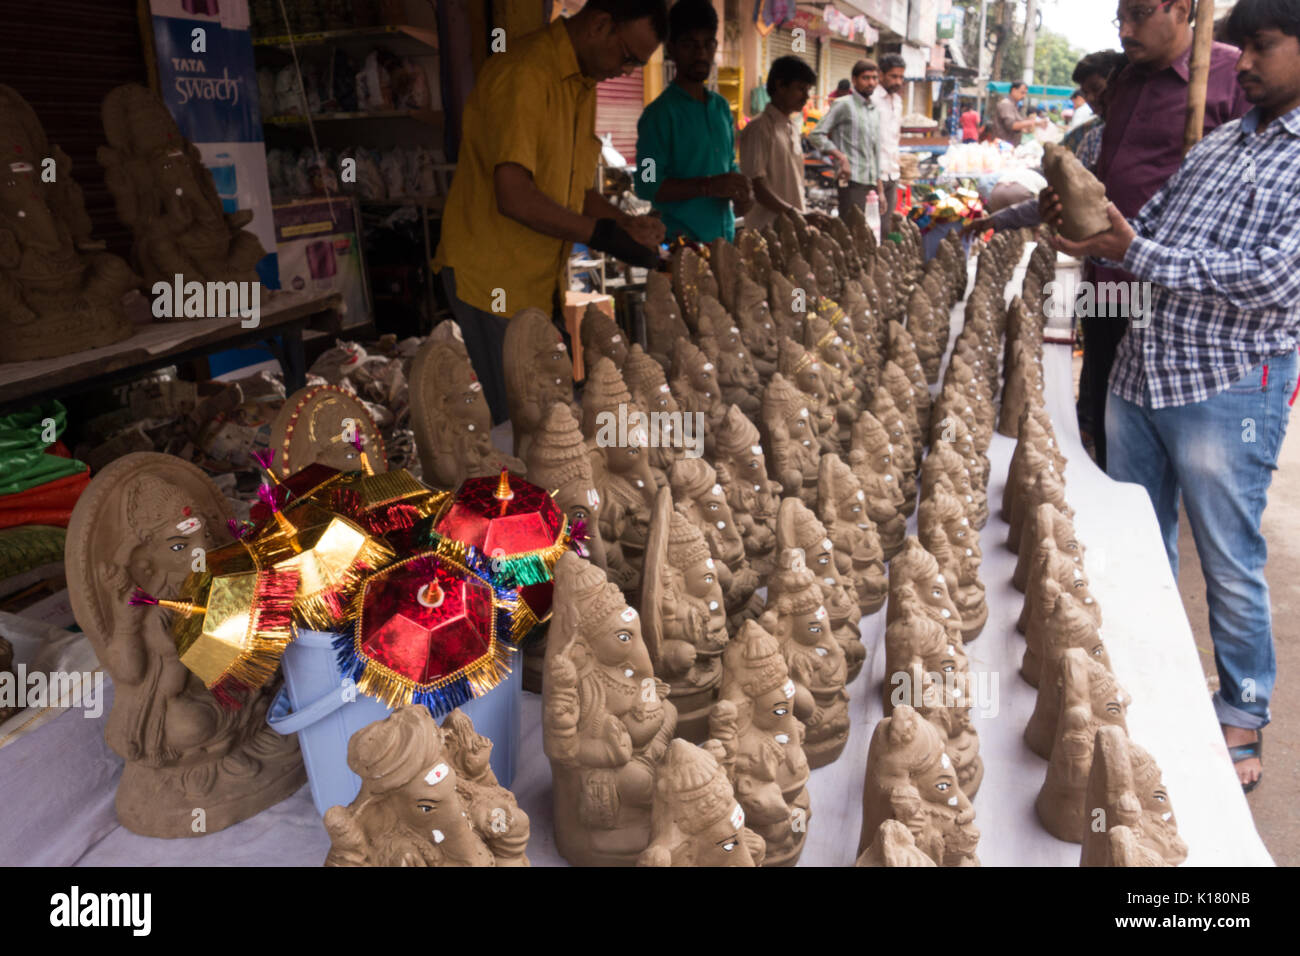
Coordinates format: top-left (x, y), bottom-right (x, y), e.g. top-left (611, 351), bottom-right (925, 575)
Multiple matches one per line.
top-left (0, 246), bottom-right (1271, 866)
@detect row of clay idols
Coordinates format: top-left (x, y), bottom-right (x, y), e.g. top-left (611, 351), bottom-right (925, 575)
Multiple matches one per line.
top-left (0, 83), bottom-right (267, 363)
top-left (544, 549), bottom-right (824, 866)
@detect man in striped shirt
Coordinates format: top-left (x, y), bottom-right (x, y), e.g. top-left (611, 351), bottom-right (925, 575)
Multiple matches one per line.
top-left (1048, 0), bottom-right (1300, 793)
top-left (809, 59), bottom-right (883, 221)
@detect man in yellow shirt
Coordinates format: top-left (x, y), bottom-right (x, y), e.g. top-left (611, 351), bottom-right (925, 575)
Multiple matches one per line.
top-left (433, 0), bottom-right (667, 423)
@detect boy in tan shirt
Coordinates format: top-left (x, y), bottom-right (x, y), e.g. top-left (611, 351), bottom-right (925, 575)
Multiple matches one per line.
top-left (739, 55), bottom-right (817, 231)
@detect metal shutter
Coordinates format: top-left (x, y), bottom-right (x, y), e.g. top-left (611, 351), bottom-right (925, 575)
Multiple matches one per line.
top-left (595, 68), bottom-right (643, 167)
top-left (765, 27), bottom-right (819, 78)
top-left (828, 40), bottom-right (869, 97)
top-left (0, 0), bottom-right (151, 261)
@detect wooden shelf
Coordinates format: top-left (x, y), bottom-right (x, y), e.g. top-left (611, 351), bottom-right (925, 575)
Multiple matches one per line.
top-left (254, 24), bottom-right (438, 57)
top-left (263, 109), bottom-right (443, 127)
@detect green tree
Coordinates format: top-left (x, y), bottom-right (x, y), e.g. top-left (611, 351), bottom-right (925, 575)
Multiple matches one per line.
top-left (1032, 30), bottom-right (1089, 87)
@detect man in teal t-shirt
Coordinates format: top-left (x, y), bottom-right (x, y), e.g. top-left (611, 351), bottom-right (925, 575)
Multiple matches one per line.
top-left (634, 0), bottom-right (751, 243)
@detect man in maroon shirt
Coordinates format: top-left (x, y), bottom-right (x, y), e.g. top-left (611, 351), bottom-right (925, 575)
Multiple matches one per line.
top-left (1069, 0), bottom-right (1250, 468)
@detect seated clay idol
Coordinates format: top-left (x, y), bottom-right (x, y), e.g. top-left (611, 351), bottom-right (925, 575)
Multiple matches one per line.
top-left (709, 619), bottom-right (812, 867)
top-left (100, 84), bottom-right (266, 287)
top-left (859, 704), bottom-right (980, 866)
top-left (544, 552), bottom-right (677, 866)
top-left (637, 739), bottom-right (765, 866)
top-left (324, 706), bottom-right (529, 866)
top-left (0, 85), bottom-right (135, 362)
top-left (1080, 725), bottom-right (1187, 867)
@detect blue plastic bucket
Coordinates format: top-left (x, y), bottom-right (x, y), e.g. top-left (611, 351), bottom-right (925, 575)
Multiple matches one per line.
top-left (268, 630), bottom-right (522, 816)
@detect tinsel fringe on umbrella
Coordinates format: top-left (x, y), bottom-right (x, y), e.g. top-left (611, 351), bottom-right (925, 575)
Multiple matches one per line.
top-left (419, 516), bottom-right (579, 591)
top-left (293, 534), bottom-right (397, 630)
top-left (212, 565), bottom-right (300, 691)
top-left (331, 552), bottom-right (525, 717)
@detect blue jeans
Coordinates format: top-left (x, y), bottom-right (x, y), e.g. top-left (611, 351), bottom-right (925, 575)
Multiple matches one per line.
top-left (1106, 350), bottom-right (1298, 731)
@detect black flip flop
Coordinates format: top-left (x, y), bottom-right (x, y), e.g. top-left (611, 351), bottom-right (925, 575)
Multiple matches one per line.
top-left (1228, 730), bottom-right (1263, 794)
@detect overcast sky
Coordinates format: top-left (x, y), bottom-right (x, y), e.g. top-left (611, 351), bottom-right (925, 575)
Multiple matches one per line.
top-left (1038, 0), bottom-right (1124, 55)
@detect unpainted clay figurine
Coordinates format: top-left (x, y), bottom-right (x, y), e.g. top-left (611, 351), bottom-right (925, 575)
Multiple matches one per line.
top-left (99, 84), bottom-right (266, 287)
top-left (1080, 725), bottom-right (1187, 867)
top-left (637, 738), bottom-right (765, 866)
top-left (0, 85), bottom-right (136, 362)
top-left (1035, 649), bottom-right (1130, 843)
top-left (882, 360), bottom-right (924, 470)
top-left (1024, 586), bottom-right (1116, 759)
top-left (643, 270), bottom-right (691, 371)
top-left (887, 537), bottom-right (964, 646)
top-left (544, 552), bottom-right (678, 867)
top-left (323, 705), bottom-right (530, 866)
top-left (1006, 444), bottom-right (1071, 554)
top-left (736, 227), bottom-right (773, 289)
top-left (760, 552), bottom-right (850, 769)
top-left (918, 485), bottom-right (988, 642)
top-left (623, 343), bottom-right (686, 482)
top-left (761, 373), bottom-right (821, 507)
top-left (777, 336), bottom-right (838, 452)
top-left (708, 237), bottom-right (743, 313)
top-left (410, 321), bottom-right (523, 489)
top-left (270, 383), bottom-right (386, 477)
top-left (817, 452), bottom-right (888, 617)
top-left (849, 411), bottom-right (907, 560)
top-left (523, 401), bottom-right (610, 691)
top-left (868, 388), bottom-right (918, 516)
top-left (580, 302), bottom-right (629, 371)
top-left (884, 582), bottom-right (983, 798)
top-left (1020, 535), bottom-right (1101, 680)
top-left (65, 453), bottom-right (305, 837)
top-left (998, 338), bottom-right (1044, 440)
top-left (1015, 502), bottom-right (1095, 624)
top-left (697, 294), bottom-right (762, 416)
top-left (920, 446), bottom-right (979, 533)
top-left (1043, 143), bottom-right (1112, 241)
top-left (671, 243), bottom-right (719, 333)
top-left (641, 488), bottom-right (728, 742)
top-left (669, 337), bottom-right (727, 452)
top-left (712, 404), bottom-right (780, 575)
top-left (732, 270), bottom-right (780, 377)
top-left (709, 619), bottom-right (812, 867)
top-left (774, 497), bottom-right (866, 683)
top-left (670, 457), bottom-right (761, 628)
top-left (887, 322), bottom-right (934, 437)
top-left (906, 287), bottom-right (944, 385)
top-left (504, 307), bottom-right (574, 459)
top-left (1004, 406), bottom-right (1066, 529)
top-left (855, 819), bottom-right (938, 866)
top-left (581, 357), bottom-right (657, 599)
top-left (858, 704), bottom-right (980, 866)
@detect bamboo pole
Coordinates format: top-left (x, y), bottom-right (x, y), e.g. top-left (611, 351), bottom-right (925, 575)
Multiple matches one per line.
top-left (1183, 0), bottom-right (1218, 156)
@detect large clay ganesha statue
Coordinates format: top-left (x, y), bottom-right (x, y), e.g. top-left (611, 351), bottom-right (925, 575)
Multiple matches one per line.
top-left (99, 84), bottom-right (266, 288)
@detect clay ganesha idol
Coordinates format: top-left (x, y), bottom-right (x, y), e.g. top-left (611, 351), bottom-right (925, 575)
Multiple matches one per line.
top-left (859, 704), bottom-right (980, 867)
top-left (504, 307), bottom-right (574, 459)
top-left (709, 619), bottom-right (812, 867)
top-left (0, 84), bottom-right (135, 362)
top-left (1081, 725), bottom-right (1187, 867)
top-left (65, 453), bottom-right (304, 838)
top-left (544, 552), bottom-right (677, 867)
top-left (641, 487), bottom-right (728, 743)
top-left (637, 739), bottom-right (765, 866)
top-left (324, 706), bottom-right (530, 866)
top-left (99, 84), bottom-right (266, 287)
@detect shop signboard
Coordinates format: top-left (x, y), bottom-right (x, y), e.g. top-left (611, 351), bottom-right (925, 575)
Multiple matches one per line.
top-left (148, 0), bottom-right (279, 288)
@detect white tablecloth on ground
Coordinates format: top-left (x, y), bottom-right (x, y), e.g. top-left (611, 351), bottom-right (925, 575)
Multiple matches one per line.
top-left (1, 247), bottom-right (1271, 866)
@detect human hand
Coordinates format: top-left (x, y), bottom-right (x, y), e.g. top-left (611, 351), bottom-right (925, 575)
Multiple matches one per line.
top-left (710, 172), bottom-right (751, 204)
top-left (1038, 187), bottom-right (1063, 227)
top-left (836, 154), bottom-right (851, 178)
top-left (1049, 203), bottom-right (1136, 262)
top-left (962, 216), bottom-right (992, 238)
top-left (621, 213), bottom-right (665, 249)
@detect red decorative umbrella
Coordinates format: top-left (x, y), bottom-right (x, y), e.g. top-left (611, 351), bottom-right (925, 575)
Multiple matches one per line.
top-left (334, 552), bottom-right (520, 714)
top-left (427, 470), bottom-right (580, 630)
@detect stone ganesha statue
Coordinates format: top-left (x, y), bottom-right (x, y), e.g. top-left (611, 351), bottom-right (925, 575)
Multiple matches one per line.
top-left (544, 552), bottom-right (678, 866)
top-left (709, 619), bottom-right (812, 867)
top-left (99, 84), bottom-right (266, 288)
top-left (640, 487), bottom-right (729, 743)
top-left (637, 738), bottom-right (765, 867)
top-left (65, 453), bottom-right (305, 838)
top-left (410, 321), bottom-right (523, 489)
top-left (858, 704), bottom-right (980, 867)
top-left (323, 706), bottom-right (530, 866)
top-left (0, 85), bottom-right (136, 362)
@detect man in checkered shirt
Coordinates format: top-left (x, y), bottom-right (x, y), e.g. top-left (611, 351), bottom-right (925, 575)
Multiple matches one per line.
top-left (1050, 0), bottom-right (1300, 793)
